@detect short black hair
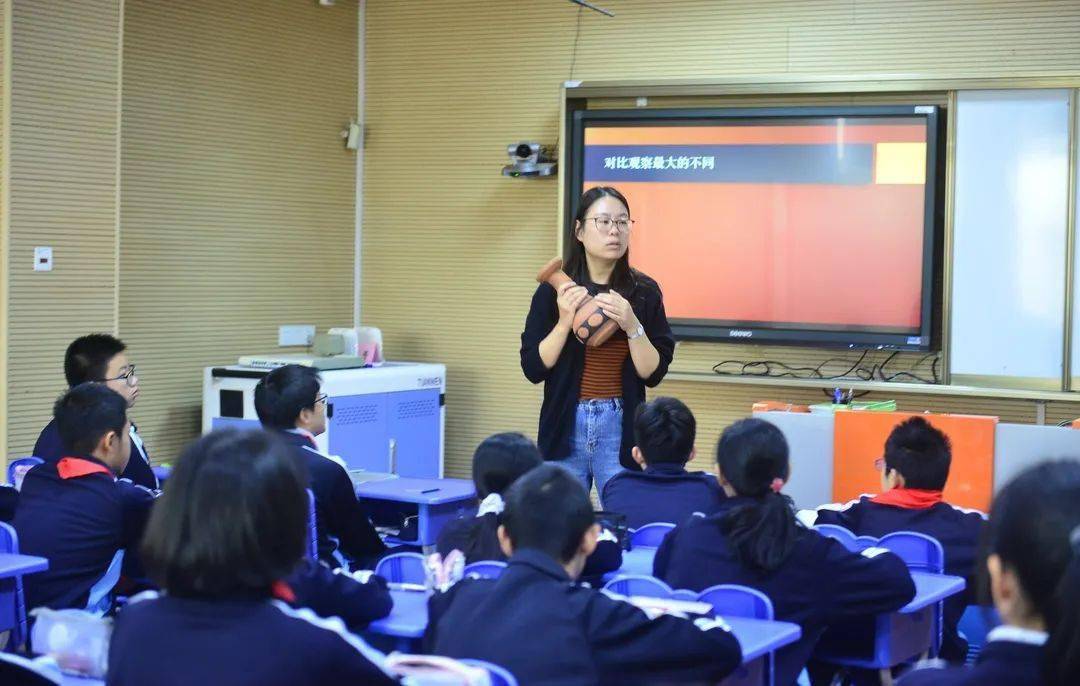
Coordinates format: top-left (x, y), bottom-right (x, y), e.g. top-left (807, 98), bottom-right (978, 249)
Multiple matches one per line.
top-left (254, 365), bottom-right (322, 430)
top-left (141, 429), bottom-right (308, 599)
top-left (64, 334), bottom-right (126, 387)
top-left (54, 383), bottom-right (128, 455)
top-left (633, 397), bottom-right (696, 465)
top-left (502, 464), bottom-right (594, 563)
top-left (884, 417), bottom-right (952, 490)
top-left (473, 433), bottom-right (542, 498)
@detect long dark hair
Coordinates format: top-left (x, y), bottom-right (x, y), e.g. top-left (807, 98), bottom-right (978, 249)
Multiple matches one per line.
top-left (141, 429), bottom-right (308, 599)
top-left (716, 418), bottom-right (799, 574)
top-left (986, 460), bottom-right (1080, 686)
top-left (564, 186), bottom-right (637, 298)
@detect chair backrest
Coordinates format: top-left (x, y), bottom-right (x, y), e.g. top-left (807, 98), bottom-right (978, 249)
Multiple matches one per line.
top-left (460, 658), bottom-right (519, 686)
top-left (629, 523), bottom-right (675, 548)
top-left (0, 522), bottom-right (30, 651)
top-left (814, 524), bottom-right (860, 552)
top-left (305, 489), bottom-right (318, 562)
top-left (7, 457), bottom-right (43, 490)
top-left (879, 531), bottom-right (946, 573)
top-left (374, 552), bottom-right (427, 585)
top-left (602, 574), bottom-right (674, 599)
top-left (84, 549), bottom-right (125, 616)
top-left (463, 561), bottom-right (507, 580)
top-left (696, 584), bottom-right (775, 620)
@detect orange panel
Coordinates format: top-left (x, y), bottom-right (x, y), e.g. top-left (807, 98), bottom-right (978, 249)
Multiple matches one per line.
top-left (832, 411), bottom-right (996, 511)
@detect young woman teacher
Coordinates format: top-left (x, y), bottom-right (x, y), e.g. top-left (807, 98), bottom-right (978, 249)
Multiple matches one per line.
top-left (520, 186), bottom-right (675, 495)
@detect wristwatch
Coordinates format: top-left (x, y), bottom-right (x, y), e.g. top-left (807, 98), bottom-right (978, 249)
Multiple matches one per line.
top-left (627, 324), bottom-right (645, 341)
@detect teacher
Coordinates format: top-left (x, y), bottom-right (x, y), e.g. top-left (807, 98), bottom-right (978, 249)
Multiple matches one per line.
top-left (520, 186), bottom-right (675, 495)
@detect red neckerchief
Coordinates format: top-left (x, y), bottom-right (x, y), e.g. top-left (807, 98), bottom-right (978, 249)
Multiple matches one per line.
top-left (57, 457), bottom-right (112, 480)
top-left (871, 488), bottom-right (944, 510)
top-left (270, 580), bottom-right (296, 603)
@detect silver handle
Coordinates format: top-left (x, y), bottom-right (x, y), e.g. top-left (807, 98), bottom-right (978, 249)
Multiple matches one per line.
top-left (389, 438), bottom-right (397, 474)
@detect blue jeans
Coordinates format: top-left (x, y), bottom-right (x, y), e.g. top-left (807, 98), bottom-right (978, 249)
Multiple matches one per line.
top-left (559, 399), bottom-right (624, 496)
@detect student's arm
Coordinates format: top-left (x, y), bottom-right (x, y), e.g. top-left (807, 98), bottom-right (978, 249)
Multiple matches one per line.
top-left (583, 591), bottom-right (742, 683)
top-left (582, 526), bottom-right (623, 578)
top-left (802, 498), bottom-right (863, 529)
top-left (326, 466), bottom-right (387, 566)
top-left (0, 485), bottom-right (17, 522)
top-left (118, 483), bottom-right (159, 549)
top-left (651, 523), bottom-right (679, 580)
top-left (284, 558), bottom-right (393, 629)
top-left (820, 538), bottom-right (916, 624)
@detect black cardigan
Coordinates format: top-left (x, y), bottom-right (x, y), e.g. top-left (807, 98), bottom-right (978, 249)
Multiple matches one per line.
top-left (519, 272), bottom-right (675, 469)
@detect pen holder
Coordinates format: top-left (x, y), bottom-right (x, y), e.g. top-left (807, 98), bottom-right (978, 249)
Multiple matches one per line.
top-left (536, 257), bottom-right (620, 348)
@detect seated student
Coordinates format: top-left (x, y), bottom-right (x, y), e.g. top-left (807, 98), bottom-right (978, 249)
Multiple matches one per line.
top-left (900, 460), bottom-right (1080, 686)
top-left (425, 463), bottom-right (742, 685)
top-left (654, 418), bottom-right (915, 686)
top-left (803, 417), bottom-right (986, 662)
top-left (436, 432), bottom-right (622, 578)
top-left (33, 334), bottom-right (157, 489)
top-left (14, 384), bottom-right (157, 612)
top-left (600, 397), bottom-right (725, 528)
top-left (255, 364), bottom-right (385, 569)
top-left (108, 429), bottom-right (395, 686)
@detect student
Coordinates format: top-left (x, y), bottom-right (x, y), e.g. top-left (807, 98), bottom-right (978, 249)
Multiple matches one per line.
top-left (803, 416), bottom-right (986, 662)
top-left (108, 429), bottom-right (395, 686)
top-left (14, 384), bottom-right (157, 612)
top-left (33, 334), bottom-right (157, 490)
top-left (254, 364), bottom-right (385, 569)
top-left (424, 463), bottom-right (742, 685)
top-left (900, 460), bottom-right (1080, 686)
top-left (600, 397), bottom-right (725, 528)
top-left (0, 484), bottom-right (16, 522)
top-left (436, 432), bottom-right (622, 578)
top-left (654, 418), bottom-right (915, 686)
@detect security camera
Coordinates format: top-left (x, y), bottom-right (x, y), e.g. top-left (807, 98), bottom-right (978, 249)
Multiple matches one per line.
top-left (503, 142), bottom-right (556, 178)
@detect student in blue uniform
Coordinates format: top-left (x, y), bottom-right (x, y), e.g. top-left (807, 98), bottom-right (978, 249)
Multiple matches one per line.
top-left (254, 364), bottom-right (385, 569)
top-left (803, 416), bottom-right (986, 662)
top-left (14, 384), bottom-right (157, 612)
top-left (425, 463), bottom-right (742, 685)
top-left (900, 460), bottom-right (1080, 686)
top-left (33, 334), bottom-right (157, 490)
top-left (0, 484), bottom-right (16, 522)
top-left (108, 429), bottom-right (396, 686)
top-left (600, 397), bottom-right (725, 527)
top-left (435, 432), bottom-right (622, 578)
top-left (654, 418), bottom-right (916, 686)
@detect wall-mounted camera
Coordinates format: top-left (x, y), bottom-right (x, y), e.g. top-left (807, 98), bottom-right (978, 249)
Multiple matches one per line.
top-left (502, 142), bottom-right (557, 178)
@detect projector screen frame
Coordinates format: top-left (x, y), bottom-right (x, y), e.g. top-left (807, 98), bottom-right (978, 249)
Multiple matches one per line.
top-left (566, 104), bottom-right (943, 352)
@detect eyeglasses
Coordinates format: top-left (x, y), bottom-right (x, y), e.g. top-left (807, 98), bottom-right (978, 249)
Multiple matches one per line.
top-left (585, 216), bottom-right (634, 234)
top-left (314, 393), bottom-right (329, 406)
top-left (102, 365), bottom-right (137, 387)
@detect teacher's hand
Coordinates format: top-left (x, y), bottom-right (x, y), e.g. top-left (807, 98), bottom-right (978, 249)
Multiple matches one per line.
top-left (556, 282), bottom-right (590, 331)
top-left (594, 292), bottom-right (641, 334)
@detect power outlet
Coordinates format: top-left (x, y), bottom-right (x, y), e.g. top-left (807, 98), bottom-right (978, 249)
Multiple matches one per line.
top-left (279, 325), bottom-right (315, 347)
top-left (34, 247), bottom-right (53, 271)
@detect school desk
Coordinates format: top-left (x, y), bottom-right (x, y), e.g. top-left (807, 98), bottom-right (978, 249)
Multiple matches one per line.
top-left (354, 477), bottom-right (476, 546)
top-left (368, 587), bottom-right (804, 679)
top-left (814, 571), bottom-right (966, 671)
top-left (601, 545), bottom-right (657, 582)
top-left (0, 553), bottom-right (48, 578)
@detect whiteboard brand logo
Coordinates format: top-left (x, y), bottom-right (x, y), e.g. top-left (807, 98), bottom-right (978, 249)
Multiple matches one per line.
top-left (728, 330), bottom-right (753, 338)
top-left (418, 377), bottom-right (442, 388)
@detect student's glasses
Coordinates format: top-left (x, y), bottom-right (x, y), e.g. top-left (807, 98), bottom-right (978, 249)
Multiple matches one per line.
top-left (102, 365), bottom-right (137, 387)
top-left (314, 393), bottom-right (329, 406)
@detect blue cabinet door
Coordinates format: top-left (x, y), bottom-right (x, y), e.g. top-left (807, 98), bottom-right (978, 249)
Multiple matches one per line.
top-left (327, 393), bottom-right (389, 472)
top-left (387, 389), bottom-right (442, 478)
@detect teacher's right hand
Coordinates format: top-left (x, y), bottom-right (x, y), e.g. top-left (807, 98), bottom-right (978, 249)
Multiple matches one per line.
top-left (556, 282), bottom-right (589, 332)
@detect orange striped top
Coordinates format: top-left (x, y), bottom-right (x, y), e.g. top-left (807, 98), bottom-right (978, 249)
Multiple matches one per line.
top-left (579, 333), bottom-right (629, 399)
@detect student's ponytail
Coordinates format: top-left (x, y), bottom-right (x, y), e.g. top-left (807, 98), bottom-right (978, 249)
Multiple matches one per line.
top-left (716, 419), bottom-right (799, 574)
top-left (1043, 525), bottom-right (1080, 686)
top-left (986, 461), bottom-right (1080, 686)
